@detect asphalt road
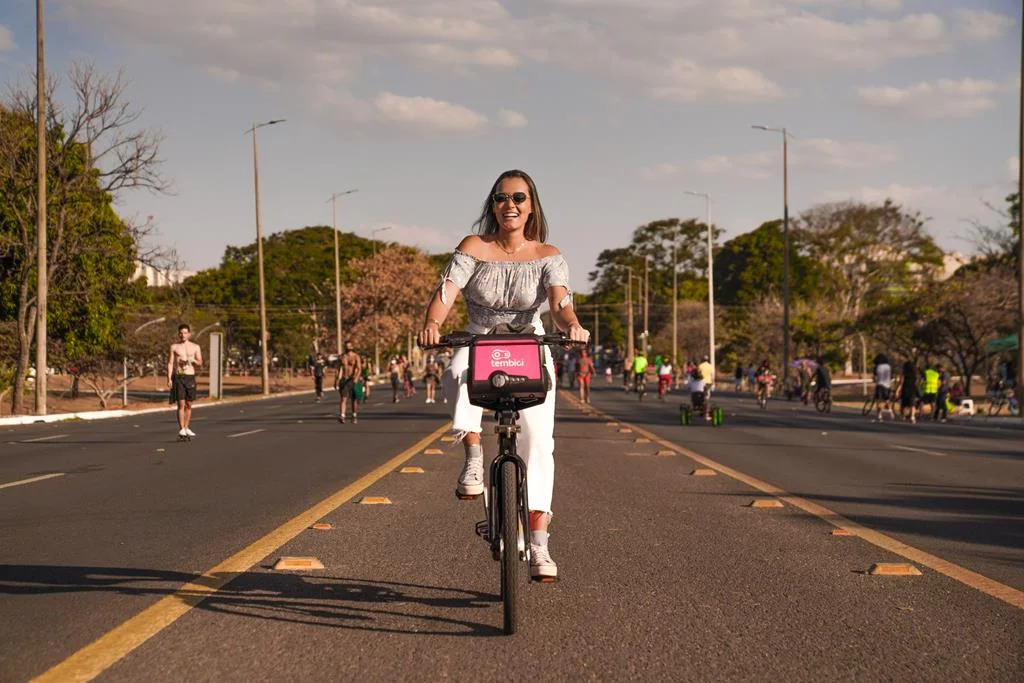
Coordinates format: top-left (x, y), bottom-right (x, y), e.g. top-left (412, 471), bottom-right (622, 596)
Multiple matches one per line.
top-left (0, 383), bottom-right (1021, 681)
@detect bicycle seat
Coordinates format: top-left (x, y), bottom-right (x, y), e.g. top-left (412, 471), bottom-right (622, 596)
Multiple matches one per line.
top-left (467, 334), bottom-right (551, 412)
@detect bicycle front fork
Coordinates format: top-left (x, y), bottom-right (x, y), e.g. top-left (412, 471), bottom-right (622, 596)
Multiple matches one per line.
top-left (483, 426), bottom-right (530, 563)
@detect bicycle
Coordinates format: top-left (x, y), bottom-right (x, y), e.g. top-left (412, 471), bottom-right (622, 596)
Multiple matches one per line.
top-left (423, 331), bottom-right (583, 635)
top-left (634, 372), bottom-right (647, 401)
top-left (755, 380), bottom-right (772, 409)
top-left (862, 389), bottom-right (896, 418)
top-left (988, 386), bottom-right (1020, 416)
top-left (813, 386), bottom-right (832, 413)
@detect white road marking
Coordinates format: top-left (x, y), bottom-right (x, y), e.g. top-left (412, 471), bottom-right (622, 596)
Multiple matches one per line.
top-left (894, 444), bottom-right (947, 457)
top-left (227, 429), bottom-right (265, 439)
top-left (0, 472), bottom-right (66, 490)
top-left (20, 434), bottom-right (68, 443)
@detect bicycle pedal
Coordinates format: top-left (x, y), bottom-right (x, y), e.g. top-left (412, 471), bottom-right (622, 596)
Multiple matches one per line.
top-left (531, 575), bottom-right (559, 584)
top-left (474, 520), bottom-right (489, 539)
top-left (455, 491), bottom-right (480, 501)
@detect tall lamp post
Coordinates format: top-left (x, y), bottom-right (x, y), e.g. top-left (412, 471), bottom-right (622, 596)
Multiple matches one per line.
top-left (624, 266), bottom-right (635, 362)
top-left (327, 189), bottom-right (358, 355)
top-left (245, 118), bottom-right (285, 396)
top-left (1018, 6), bottom-right (1024, 418)
top-left (371, 226), bottom-right (392, 375)
top-left (685, 190), bottom-right (716, 377)
top-left (752, 124), bottom-right (791, 383)
top-left (34, 0), bottom-right (48, 415)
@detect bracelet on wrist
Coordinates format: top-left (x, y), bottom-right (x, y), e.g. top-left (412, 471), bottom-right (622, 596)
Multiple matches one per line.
top-left (425, 318), bottom-right (442, 328)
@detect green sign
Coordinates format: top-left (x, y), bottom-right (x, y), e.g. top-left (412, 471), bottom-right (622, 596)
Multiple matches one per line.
top-left (986, 334), bottom-right (1019, 353)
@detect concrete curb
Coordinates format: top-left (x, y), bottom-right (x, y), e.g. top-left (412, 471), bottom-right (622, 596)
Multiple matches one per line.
top-left (0, 388), bottom-right (317, 427)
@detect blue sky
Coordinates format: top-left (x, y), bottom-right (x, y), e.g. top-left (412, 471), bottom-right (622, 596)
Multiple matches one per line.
top-left (0, 0), bottom-right (1018, 293)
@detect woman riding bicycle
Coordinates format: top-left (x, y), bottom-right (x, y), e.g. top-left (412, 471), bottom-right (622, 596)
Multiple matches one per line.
top-left (657, 356), bottom-right (673, 399)
top-left (755, 360), bottom-right (775, 402)
top-left (418, 169), bottom-right (590, 581)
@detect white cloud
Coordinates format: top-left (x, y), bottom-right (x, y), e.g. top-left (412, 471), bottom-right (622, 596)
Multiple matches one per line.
top-left (690, 138), bottom-right (899, 178)
top-left (821, 183), bottom-right (940, 205)
top-left (856, 78), bottom-right (1013, 119)
top-left (653, 62), bottom-right (783, 103)
top-left (0, 24), bottom-right (15, 51)
top-left (368, 222), bottom-right (460, 252)
top-left (53, 0), bottom-right (1017, 129)
top-left (640, 163), bottom-right (682, 181)
top-left (498, 109), bottom-right (528, 128)
top-left (372, 92), bottom-right (488, 133)
top-left (953, 9), bottom-right (1015, 42)
top-left (205, 66), bottom-right (240, 83)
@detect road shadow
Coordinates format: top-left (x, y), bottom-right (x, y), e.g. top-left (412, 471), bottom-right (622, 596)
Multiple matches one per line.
top-left (0, 565), bottom-right (502, 637)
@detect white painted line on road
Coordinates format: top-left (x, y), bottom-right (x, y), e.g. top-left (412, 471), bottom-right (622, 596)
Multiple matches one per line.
top-left (894, 444), bottom-right (947, 457)
top-left (0, 472), bottom-right (65, 490)
top-left (35, 420), bottom-right (452, 682)
top-left (20, 434), bottom-right (68, 443)
top-left (227, 429), bottom-right (265, 439)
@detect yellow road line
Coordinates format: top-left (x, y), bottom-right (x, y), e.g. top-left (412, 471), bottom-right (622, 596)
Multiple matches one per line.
top-left (559, 391), bottom-right (1024, 611)
top-left (32, 421), bottom-right (452, 683)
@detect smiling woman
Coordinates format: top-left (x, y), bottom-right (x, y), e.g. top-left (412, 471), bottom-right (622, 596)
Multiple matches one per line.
top-left (416, 168), bottom-right (591, 582)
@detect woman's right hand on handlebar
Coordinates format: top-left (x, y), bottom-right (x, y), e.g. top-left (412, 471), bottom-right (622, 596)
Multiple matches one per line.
top-left (418, 321), bottom-right (441, 348)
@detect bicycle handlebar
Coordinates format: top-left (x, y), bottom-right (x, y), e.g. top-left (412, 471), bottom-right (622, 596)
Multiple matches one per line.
top-left (420, 331), bottom-right (587, 351)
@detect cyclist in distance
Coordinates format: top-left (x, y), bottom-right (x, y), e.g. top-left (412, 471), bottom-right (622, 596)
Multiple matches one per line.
top-left (418, 169), bottom-right (590, 581)
top-left (813, 357), bottom-right (831, 404)
top-left (631, 350), bottom-right (649, 394)
top-left (755, 359), bottom-right (775, 403)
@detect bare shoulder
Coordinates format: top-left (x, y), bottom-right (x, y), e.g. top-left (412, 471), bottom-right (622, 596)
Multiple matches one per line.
top-left (536, 243), bottom-right (561, 258)
top-left (456, 234), bottom-right (486, 258)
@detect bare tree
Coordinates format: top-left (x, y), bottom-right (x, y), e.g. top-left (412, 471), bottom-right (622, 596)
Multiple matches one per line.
top-left (1, 61), bottom-right (170, 414)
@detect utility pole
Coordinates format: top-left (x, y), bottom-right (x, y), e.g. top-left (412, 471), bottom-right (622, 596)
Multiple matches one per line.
top-left (1018, 5), bottom-right (1024, 419)
top-left (246, 119), bottom-right (285, 395)
top-left (625, 267), bottom-right (634, 362)
top-left (34, 0), bottom-right (47, 415)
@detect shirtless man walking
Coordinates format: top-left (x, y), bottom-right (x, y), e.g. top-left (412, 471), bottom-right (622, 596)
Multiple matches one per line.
top-left (167, 323), bottom-right (203, 439)
top-left (336, 340), bottom-right (363, 424)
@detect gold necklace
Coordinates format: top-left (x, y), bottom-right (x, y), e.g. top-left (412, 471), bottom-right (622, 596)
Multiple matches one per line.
top-left (496, 239), bottom-right (528, 256)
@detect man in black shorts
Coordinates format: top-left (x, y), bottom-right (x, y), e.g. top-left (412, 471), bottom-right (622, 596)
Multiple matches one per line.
top-left (336, 340), bottom-right (363, 424)
top-left (167, 323), bottom-right (203, 438)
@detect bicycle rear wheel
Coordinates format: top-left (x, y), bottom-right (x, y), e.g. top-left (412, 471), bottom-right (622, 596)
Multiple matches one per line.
top-left (499, 460), bottom-right (520, 635)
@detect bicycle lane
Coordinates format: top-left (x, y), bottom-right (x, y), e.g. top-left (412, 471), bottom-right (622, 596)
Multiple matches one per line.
top-left (41, 394), bottom-right (1023, 681)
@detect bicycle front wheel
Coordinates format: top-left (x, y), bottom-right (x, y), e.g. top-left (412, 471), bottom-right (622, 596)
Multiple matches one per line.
top-left (500, 460), bottom-right (520, 635)
top-left (861, 397), bottom-right (874, 416)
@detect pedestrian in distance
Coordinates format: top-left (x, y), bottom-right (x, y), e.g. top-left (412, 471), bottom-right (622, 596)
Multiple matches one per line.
top-left (311, 352), bottom-right (326, 402)
top-left (167, 323), bottom-right (203, 440)
top-left (336, 340), bottom-right (363, 424)
top-left (417, 168), bottom-right (590, 581)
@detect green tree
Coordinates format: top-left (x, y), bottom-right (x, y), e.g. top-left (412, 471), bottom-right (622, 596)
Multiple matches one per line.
top-left (0, 62), bottom-right (167, 413)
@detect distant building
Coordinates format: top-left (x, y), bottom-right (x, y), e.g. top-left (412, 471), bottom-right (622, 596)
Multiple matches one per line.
top-left (132, 261), bottom-right (196, 287)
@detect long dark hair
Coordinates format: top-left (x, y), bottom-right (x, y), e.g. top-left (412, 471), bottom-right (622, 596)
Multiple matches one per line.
top-left (472, 169), bottom-right (549, 243)
top-left (902, 360), bottom-right (916, 383)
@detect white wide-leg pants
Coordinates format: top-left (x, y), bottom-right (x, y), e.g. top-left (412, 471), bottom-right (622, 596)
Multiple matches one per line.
top-left (443, 342), bottom-right (557, 513)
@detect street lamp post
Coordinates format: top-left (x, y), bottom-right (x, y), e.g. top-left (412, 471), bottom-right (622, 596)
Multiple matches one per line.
top-left (753, 124), bottom-right (791, 383)
top-left (371, 226), bottom-right (392, 375)
top-left (642, 255), bottom-right (650, 354)
top-left (327, 189), bottom-right (358, 356)
top-left (35, 0), bottom-right (48, 416)
top-left (685, 190), bottom-right (716, 378)
top-left (246, 118), bottom-right (285, 396)
top-left (624, 266), bottom-right (634, 362)
top-left (672, 241), bottom-right (678, 369)
top-left (123, 316), bottom-right (166, 408)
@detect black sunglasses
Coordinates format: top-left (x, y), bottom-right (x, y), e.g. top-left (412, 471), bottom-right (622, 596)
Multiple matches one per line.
top-left (492, 191), bottom-right (529, 205)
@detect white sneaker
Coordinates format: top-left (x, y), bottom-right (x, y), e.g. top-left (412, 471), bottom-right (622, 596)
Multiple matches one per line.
top-left (530, 543), bottom-right (558, 580)
top-left (178, 428), bottom-right (187, 437)
top-left (185, 428), bottom-right (196, 437)
top-left (456, 453), bottom-right (484, 496)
